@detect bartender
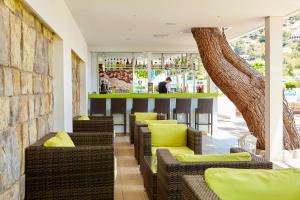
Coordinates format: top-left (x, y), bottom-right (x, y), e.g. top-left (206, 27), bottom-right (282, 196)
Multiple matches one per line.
top-left (158, 77), bottom-right (172, 93)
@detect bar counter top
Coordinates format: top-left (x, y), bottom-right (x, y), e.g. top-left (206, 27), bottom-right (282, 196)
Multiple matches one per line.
top-left (88, 93), bottom-right (221, 98)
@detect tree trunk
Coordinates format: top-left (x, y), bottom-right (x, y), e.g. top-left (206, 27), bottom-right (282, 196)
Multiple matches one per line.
top-left (191, 27), bottom-right (300, 150)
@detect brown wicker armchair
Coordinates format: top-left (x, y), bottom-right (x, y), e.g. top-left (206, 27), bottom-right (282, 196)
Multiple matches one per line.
top-left (129, 113), bottom-right (166, 144)
top-left (73, 116), bottom-right (114, 132)
top-left (133, 114), bottom-right (167, 164)
top-left (156, 148), bottom-right (273, 200)
top-left (25, 132), bottom-right (114, 200)
top-left (182, 175), bottom-right (220, 200)
top-left (140, 126), bottom-right (202, 200)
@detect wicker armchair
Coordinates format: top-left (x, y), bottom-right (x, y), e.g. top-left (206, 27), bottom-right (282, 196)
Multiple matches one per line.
top-left (182, 175), bottom-right (220, 200)
top-left (73, 116), bottom-right (114, 132)
top-left (156, 148), bottom-right (273, 200)
top-left (133, 114), bottom-right (166, 163)
top-left (25, 132), bottom-right (114, 200)
top-left (140, 126), bottom-right (202, 199)
top-left (129, 113), bottom-right (166, 144)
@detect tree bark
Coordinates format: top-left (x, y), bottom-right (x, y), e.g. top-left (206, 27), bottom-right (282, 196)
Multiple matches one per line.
top-left (191, 27), bottom-right (300, 150)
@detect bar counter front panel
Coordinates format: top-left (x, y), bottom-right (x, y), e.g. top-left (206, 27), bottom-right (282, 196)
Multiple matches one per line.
top-left (88, 93), bottom-right (221, 133)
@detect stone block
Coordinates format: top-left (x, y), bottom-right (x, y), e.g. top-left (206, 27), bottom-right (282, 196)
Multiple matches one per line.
top-left (22, 22), bottom-right (36, 72)
top-left (42, 75), bottom-right (48, 93)
top-left (37, 117), bottom-right (46, 139)
top-left (2, 180), bottom-right (19, 200)
top-left (22, 7), bottom-right (35, 27)
top-left (48, 77), bottom-right (53, 93)
top-left (0, 127), bottom-right (21, 193)
top-left (20, 72), bottom-right (32, 94)
top-left (19, 175), bottom-right (25, 200)
top-left (12, 69), bottom-right (20, 95)
top-left (3, 67), bottom-right (13, 96)
top-left (9, 96), bottom-right (20, 126)
top-left (3, 0), bottom-right (16, 12)
top-left (28, 95), bottom-right (34, 120)
top-left (39, 95), bottom-right (45, 116)
top-left (33, 74), bottom-right (42, 94)
top-left (18, 96), bottom-right (28, 123)
top-left (0, 4), bottom-right (10, 67)
top-left (10, 13), bottom-right (22, 69)
top-left (0, 97), bottom-right (9, 131)
top-left (34, 33), bottom-right (49, 74)
top-left (21, 122), bottom-right (29, 174)
top-left (34, 94), bottom-right (40, 118)
top-left (0, 68), bottom-right (4, 95)
top-left (48, 43), bottom-right (53, 76)
top-left (47, 113), bottom-right (53, 131)
top-left (28, 119), bottom-right (37, 145)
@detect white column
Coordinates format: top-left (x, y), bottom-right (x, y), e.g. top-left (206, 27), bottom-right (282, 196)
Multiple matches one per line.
top-left (265, 16), bottom-right (283, 161)
top-left (52, 36), bottom-right (65, 131)
top-left (147, 52), bottom-right (152, 91)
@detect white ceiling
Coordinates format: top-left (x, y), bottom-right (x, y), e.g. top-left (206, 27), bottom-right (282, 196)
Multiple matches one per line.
top-left (65, 0), bottom-right (300, 52)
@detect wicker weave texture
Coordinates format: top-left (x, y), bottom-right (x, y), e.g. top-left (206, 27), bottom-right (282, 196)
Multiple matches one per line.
top-left (25, 132), bottom-right (114, 200)
top-left (157, 148), bottom-right (273, 200)
top-left (73, 116), bottom-right (114, 133)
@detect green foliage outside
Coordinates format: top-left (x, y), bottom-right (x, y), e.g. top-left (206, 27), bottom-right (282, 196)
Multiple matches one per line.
top-left (230, 14), bottom-right (300, 87)
top-left (135, 70), bottom-right (148, 79)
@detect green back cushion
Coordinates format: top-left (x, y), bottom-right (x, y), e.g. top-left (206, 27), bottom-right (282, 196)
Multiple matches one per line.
top-left (205, 168), bottom-right (300, 200)
top-left (149, 124), bottom-right (187, 147)
top-left (78, 115), bottom-right (90, 120)
top-left (135, 112), bottom-right (157, 122)
top-left (144, 120), bottom-right (177, 125)
top-left (176, 152), bottom-right (251, 162)
top-left (44, 131), bottom-right (75, 147)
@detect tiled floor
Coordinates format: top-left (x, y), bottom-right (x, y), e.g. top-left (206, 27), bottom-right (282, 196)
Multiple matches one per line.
top-left (114, 136), bottom-right (149, 200)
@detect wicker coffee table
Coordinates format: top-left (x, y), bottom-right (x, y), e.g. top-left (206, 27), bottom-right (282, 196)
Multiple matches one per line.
top-left (144, 156), bottom-right (157, 200)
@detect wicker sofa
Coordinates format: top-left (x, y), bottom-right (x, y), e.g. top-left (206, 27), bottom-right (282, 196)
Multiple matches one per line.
top-left (140, 126), bottom-right (202, 200)
top-left (181, 175), bottom-right (220, 200)
top-left (133, 114), bottom-right (166, 163)
top-left (25, 132), bottom-right (114, 200)
top-left (156, 148), bottom-right (273, 200)
top-left (73, 116), bottom-right (114, 132)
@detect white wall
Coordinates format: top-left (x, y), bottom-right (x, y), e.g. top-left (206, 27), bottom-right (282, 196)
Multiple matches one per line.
top-left (24, 0), bottom-right (89, 131)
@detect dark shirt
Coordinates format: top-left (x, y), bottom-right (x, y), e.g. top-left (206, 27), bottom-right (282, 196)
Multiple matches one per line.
top-left (158, 81), bottom-right (168, 93)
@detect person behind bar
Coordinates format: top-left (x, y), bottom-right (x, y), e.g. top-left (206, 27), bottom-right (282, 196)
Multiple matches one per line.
top-left (158, 77), bottom-right (172, 93)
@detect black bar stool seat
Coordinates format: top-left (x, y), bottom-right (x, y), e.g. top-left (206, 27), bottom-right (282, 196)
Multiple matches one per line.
top-left (195, 99), bottom-right (213, 135)
top-left (173, 98), bottom-right (191, 126)
top-left (154, 98), bottom-right (171, 119)
top-left (111, 98), bottom-right (127, 134)
top-left (90, 98), bottom-right (106, 116)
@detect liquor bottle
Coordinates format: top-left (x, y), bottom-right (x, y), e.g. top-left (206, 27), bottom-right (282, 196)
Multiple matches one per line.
top-left (126, 58), bottom-right (130, 67)
top-left (112, 58), bottom-right (116, 68)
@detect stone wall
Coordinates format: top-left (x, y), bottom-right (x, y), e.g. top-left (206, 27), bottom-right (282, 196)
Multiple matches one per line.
top-left (72, 52), bottom-right (81, 117)
top-left (0, 0), bottom-right (54, 199)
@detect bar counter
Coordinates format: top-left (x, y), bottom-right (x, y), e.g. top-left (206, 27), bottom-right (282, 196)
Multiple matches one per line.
top-left (88, 93), bottom-right (221, 98)
top-left (88, 93), bottom-right (221, 133)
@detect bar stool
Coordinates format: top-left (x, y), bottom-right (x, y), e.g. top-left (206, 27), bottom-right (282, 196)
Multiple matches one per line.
top-left (195, 99), bottom-right (213, 135)
top-left (111, 98), bottom-right (127, 134)
top-left (154, 98), bottom-right (171, 119)
top-left (90, 98), bottom-right (106, 116)
top-left (173, 99), bottom-right (191, 126)
top-left (131, 98), bottom-right (148, 113)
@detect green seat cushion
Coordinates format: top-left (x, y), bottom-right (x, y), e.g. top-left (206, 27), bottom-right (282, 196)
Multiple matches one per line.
top-left (135, 112), bottom-right (157, 123)
top-left (152, 146), bottom-right (194, 157)
top-left (78, 115), bottom-right (90, 120)
top-left (144, 120), bottom-right (177, 125)
top-left (205, 168), bottom-right (300, 200)
top-left (151, 146), bottom-right (194, 173)
top-left (176, 152), bottom-right (251, 162)
top-left (44, 131), bottom-right (75, 147)
top-left (149, 124), bottom-right (187, 147)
